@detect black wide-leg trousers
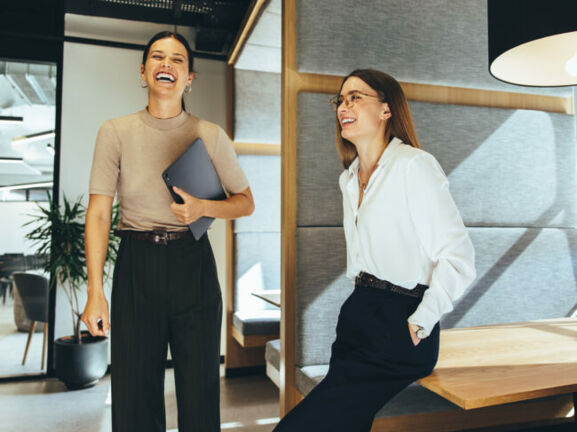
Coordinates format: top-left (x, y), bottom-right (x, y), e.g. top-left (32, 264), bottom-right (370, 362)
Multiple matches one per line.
top-left (110, 234), bottom-right (222, 432)
top-left (274, 284), bottom-right (440, 432)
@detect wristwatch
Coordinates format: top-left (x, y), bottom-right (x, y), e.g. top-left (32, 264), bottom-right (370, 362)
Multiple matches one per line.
top-left (409, 323), bottom-right (427, 339)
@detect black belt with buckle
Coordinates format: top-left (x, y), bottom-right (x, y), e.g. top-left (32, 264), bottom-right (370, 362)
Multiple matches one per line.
top-left (355, 272), bottom-right (428, 299)
top-left (114, 230), bottom-right (192, 245)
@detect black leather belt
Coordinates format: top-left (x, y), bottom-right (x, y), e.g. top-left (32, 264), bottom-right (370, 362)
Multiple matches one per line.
top-left (115, 230), bottom-right (192, 246)
top-left (355, 272), bottom-right (428, 299)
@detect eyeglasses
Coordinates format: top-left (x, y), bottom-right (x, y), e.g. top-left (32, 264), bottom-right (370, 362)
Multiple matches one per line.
top-left (329, 90), bottom-right (383, 111)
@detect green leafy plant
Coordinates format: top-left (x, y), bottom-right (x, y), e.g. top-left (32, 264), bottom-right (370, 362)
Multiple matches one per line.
top-left (24, 194), bottom-right (119, 343)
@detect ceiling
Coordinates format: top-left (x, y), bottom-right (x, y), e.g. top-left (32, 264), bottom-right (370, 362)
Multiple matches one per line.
top-left (0, 0), bottom-right (254, 192)
top-left (66, 0), bottom-right (252, 58)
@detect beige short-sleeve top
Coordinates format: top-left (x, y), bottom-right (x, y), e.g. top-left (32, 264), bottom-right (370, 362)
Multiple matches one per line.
top-left (89, 109), bottom-right (249, 231)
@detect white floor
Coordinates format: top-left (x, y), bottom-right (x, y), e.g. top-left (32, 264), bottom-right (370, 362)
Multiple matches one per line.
top-left (0, 366), bottom-right (280, 432)
top-left (0, 295), bottom-right (46, 377)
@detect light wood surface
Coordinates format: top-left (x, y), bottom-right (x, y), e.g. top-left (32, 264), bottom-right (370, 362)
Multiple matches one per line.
top-left (227, 0), bottom-right (268, 65)
top-left (280, 0), bottom-right (301, 417)
top-left (251, 290), bottom-right (281, 307)
top-left (419, 318), bottom-right (577, 410)
top-left (296, 72), bottom-right (574, 114)
top-left (234, 142), bottom-right (281, 155)
top-left (370, 395), bottom-right (573, 432)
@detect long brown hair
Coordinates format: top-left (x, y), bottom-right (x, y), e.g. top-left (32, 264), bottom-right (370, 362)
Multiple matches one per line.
top-left (335, 69), bottom-right (420, 169)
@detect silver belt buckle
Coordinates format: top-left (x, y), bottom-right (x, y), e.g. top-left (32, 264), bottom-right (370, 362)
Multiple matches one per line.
top-left (152, 231), bottom-right (168, 246)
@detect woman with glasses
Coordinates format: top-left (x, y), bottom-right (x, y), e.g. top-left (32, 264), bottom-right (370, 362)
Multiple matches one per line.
top-left (81, 31), bottom-right (254, 432)
top-left (273, 69), bottom-right (475, 431)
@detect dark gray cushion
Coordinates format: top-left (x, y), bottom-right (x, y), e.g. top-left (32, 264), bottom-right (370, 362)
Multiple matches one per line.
top-left (265, 339), bottom-right (281, 370)
top-left (233, 310), bottom-right (280, 336)
top-left (295, 227), bottom-right (353, 366)
top-left (295, 0), bottom-right (570, 97)
top-left (443, 227), bottom-right (577, 329)
top-left (296, 94), bottom-right (577, 228)
top-left (297, 93), bottom-right (342, 227)
top-left (234, 69), bottom-right (281, 143)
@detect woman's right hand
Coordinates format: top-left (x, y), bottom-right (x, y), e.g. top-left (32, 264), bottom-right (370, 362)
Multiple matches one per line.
top-left (81, 292), bottom-right (110, 337)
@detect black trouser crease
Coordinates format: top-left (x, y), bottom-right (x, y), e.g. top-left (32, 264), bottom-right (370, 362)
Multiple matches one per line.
top-left (274, 283), bottom-right (440, 432)
top-left (110, 234), bottom-right (222, 432)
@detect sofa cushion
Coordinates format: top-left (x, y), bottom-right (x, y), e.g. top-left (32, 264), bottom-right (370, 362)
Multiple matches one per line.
top-left (265, 339), bottom-right (281, 370)
top-left (233, 310), bottom-right (280, 336)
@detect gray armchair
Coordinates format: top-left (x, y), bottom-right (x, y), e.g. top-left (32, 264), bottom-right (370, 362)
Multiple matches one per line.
top-left (12, 272), bottom-right (49, 369)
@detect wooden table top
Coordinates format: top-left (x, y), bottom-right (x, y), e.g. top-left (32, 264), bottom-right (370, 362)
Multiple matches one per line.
top-left (251, 290), bottom-right (281, 308)
top-left (418, 318), bottom-right (577, 410)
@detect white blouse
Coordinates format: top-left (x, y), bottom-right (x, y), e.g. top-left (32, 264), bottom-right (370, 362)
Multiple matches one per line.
top-left (339, 137), bottom-right (476, 337)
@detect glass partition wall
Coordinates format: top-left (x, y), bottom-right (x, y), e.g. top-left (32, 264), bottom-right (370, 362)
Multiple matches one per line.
top-left (0, 59), bottom-right (56, 378)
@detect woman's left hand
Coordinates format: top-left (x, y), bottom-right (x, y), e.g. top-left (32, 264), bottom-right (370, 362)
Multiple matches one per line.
top-left (408, 323), bottom-right (421, 346)
top-left (170, 186), bottom-right (205, 224)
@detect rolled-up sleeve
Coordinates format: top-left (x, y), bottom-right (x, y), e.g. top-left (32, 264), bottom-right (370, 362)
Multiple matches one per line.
top-left (406, 153), bottom-right (476, 336)
top-left (89, 121), bottom-right (121, 197)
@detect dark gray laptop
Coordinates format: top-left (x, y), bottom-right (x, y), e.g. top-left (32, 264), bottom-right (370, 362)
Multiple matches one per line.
top-left (162, 137), bottom-right (226, 240)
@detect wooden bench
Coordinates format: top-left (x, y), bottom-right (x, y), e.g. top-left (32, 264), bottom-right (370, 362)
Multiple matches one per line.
top-left (415, 318), bottom-right (577, 430)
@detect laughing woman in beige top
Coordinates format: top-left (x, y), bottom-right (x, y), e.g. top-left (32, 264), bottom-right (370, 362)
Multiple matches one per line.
top-left (81, 31), bottom-right (254, 432)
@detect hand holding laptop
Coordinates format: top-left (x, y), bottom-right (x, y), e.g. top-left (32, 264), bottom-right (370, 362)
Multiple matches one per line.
top-left (170, 186), bottom-right (205, 225)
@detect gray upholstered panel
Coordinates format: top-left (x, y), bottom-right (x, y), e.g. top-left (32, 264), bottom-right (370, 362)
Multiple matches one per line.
top-left (297, 93), bottom-right (343, 227)
top-left (295, 227), bottom-right (352, 366)
top-left (296, 0), bottom-right (570, 97)
top-left (296, 93), bottom-right (577, 227)
top-left (411, 102), bottom-right (577, 227)
top-left (233, 310), bottom-right (280, 335)
top-left (443, 227), bottom-right (577, 329)
top-left (234, 232), bottom-right (280, 311)
top-left (235, 155), bottom-right (281, 233)
top-left (234, 69), bottom-right (281, 143)
top-left (265, 339), bottom-right (281, 370)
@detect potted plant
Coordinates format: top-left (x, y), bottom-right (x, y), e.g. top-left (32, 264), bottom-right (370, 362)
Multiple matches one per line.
top-left (25, 194), bottom-right (119, 389)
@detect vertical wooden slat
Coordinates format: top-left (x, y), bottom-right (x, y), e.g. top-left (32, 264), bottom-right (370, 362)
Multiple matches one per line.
top-left (280, 0), bottom-right (301, 417)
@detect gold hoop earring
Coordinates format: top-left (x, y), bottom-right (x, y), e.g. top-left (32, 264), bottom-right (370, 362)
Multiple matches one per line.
top-left (140, 79), bottom-right (147, 88)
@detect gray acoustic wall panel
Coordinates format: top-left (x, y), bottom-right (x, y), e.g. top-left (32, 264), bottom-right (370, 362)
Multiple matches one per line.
top-left (296, 93), bottom-right (577, 228)
top-left (295, 0), bottom-right (570, 97)
top-left (234, 232), bottom-right (281, 311)
top-left (297, 92), bottom-right (344, 227)
top-left (295, 227), bottom-right (352, 366)
top-left (234, 69), bottom-right (281, 143)
top-left (442, 227), bottom-right (577, 329)
top-left (410, 102), bottom-right (577, 227)
top-left (235, 154), bottom-right (281, 233)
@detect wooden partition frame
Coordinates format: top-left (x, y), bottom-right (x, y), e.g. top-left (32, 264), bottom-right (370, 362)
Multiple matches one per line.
top-left (280, 0), bottom-right (575, 427)
top-left (224, 3), bottom-right (282, 371)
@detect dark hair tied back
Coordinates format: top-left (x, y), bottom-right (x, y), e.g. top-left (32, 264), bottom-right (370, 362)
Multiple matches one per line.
top-left (142, 31), bottom-right (194, 72)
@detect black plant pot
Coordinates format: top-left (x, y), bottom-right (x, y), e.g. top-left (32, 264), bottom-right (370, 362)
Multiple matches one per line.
top-left (54, 331), bottom-right (108, 390)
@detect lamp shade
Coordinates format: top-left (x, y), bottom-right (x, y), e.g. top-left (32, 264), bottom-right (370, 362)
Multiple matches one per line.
top-left (488, 0), bottom-right (577, 87)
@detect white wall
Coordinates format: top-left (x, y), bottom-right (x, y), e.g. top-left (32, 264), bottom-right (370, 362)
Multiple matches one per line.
top-left (0, 202), bottom-right (48, 255)
top-left (59, 41), bottom-right (229, 353)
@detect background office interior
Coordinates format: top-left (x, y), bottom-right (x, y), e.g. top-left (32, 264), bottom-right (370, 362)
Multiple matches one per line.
top-left (1, 0), bottom-right (577, 431)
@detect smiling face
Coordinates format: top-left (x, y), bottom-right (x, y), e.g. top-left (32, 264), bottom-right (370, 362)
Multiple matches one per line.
top-left (337, 76), bottom-right (390, 145)
top-left (140, 36), bottom-right (194, 101)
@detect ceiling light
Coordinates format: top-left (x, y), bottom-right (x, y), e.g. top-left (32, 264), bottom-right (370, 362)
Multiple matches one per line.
top-left (488, 0), bottom-right (577, 87)
top-left (0, 115), bottom-right (24, 124)
top-left (12, 130), bottom-right (55, 145)
top-left (0, 181), bottom-right (53, 192)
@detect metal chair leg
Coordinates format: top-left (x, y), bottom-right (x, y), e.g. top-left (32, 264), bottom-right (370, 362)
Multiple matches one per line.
top-left (41, 322), bottom-right (48, 370)
top-left (22, 321), bottom-right (36, 366)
